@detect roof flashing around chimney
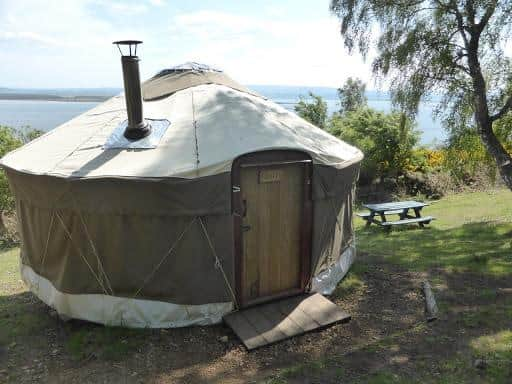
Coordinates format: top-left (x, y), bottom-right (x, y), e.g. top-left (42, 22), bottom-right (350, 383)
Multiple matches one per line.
top-left (104, 119), bottom-right (170, 150)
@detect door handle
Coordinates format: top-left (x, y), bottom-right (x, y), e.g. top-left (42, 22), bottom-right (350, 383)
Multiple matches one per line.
top-left (241, 224), bottom-right (251, 232)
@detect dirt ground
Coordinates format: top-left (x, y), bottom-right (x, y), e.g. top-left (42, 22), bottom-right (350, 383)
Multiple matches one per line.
top-left (2, 249), bottom-right (511, 384)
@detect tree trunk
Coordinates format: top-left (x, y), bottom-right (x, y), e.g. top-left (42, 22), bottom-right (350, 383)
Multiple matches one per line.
top-left (467, 35), bottom-right (512, 190)
top-left (477, 120), bottom-right (512, 188)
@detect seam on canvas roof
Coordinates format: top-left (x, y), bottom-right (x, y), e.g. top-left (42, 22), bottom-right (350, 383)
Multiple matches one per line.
top-left (191, 90), bottom-right (200, 176)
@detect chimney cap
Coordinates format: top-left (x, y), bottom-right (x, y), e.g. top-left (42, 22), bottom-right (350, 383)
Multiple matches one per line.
top-left (113, 40), bottom-right (143, 57)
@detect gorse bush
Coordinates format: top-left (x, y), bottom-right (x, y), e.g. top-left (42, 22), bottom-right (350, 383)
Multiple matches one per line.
top-left (296, 76), bottom-right (511, 195)
top-left (443, 130), bottom-right (497, 185)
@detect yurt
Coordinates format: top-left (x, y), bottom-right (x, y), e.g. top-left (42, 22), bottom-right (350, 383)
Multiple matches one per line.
top-left (1, 42), bottom-right (363, 328)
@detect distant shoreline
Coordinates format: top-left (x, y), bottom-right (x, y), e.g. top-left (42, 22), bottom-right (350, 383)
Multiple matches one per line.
top-left (0, 93), bottom-right (111, 102)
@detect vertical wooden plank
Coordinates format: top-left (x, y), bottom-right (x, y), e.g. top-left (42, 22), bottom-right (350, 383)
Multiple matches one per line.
top-left (268, 170), bottom-right (282, 295)
top-left (279, 164), bottom-right (302, 292)
top-left (241, 167), bottom-right (260, 302)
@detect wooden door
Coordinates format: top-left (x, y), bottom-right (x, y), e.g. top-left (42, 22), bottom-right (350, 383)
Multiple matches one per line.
top-left (239, 162), bottom-right (306, 305)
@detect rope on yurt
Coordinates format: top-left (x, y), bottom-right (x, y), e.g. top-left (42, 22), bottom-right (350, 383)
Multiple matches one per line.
top-left (197, 217), bottom-right (238, 309)
top-left (77, 211), bottom-right (115, 296)
top-left (54, 210), bottom-right (110, 296)
top-left (132, 217), bottom-right (197, 298)
top-left (40, 211), bottom-right (55, 274)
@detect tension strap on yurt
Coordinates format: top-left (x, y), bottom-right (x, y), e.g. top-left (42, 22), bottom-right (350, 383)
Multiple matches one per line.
top-left (198, 217), bottom-right (239, 309)
top-left (39, 211), bottom-right (55, 276)
top-left (55, 211), bottom-right (111, 296)
top-left (76, 209), bottom-right (115, 296)
top-left (132, 217), bottom-right (197, 298)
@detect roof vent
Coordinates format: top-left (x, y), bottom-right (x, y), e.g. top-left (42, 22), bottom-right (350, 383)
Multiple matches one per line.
top-left (154, 62), bottom-right (222, 77)
top-left (113, 40), bottom-right (151, 140)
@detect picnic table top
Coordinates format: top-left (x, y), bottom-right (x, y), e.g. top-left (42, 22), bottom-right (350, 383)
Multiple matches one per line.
top-left (363, 200), bottom-right (428, 212)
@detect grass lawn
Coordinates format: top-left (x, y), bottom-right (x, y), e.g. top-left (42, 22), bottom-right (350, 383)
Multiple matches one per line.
top-left (0, 189), bottom-right (511, 383)
top-left (356, 189), bottom-right (512, 276)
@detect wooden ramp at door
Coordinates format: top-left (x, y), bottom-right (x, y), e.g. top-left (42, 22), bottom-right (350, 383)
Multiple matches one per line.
top-left (224, 293), bottom-right (351, 350)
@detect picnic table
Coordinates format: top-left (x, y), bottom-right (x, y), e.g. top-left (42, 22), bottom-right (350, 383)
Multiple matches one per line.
top-left (357, 200), bottom-right (435, 230)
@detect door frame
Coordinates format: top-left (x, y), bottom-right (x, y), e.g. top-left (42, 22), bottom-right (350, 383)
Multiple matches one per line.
top-left (231, 150), bottom-right (313, 308)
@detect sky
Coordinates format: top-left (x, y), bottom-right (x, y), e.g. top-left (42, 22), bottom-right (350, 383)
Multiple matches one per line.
top-left (0, 0), bottom-right (373, 89)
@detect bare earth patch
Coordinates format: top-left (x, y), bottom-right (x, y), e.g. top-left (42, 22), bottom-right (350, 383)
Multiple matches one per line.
top-left (1, 249), bottom-right (511, 383)
top-left (2, 190), bottom-right (512, 383)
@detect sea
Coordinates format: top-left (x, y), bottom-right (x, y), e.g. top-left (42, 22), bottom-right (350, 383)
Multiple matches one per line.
top-left (0, 86), bottom-right (446, 145)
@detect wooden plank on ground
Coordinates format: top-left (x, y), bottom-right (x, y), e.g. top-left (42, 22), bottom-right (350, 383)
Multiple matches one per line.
top-left (298, 294), bottom-right (351, 326)
top-left (223, 310), bottom-right (267, 350)
top-left (241, 306), bottom-right (289, 344)
top-left (259, 301), bottom-right (304, 337)
top-left (223, 293), bottom-right (350, 350)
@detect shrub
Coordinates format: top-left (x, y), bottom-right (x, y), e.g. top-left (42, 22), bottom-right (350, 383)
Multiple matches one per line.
top-left (442, 130), bottom-right (497, 185)
top-left (0, 126), bottom-right (42, 233)
top-left (329, 108), bottom-right (420, 184)
top-left (294, 92), bottom-right (328, 129)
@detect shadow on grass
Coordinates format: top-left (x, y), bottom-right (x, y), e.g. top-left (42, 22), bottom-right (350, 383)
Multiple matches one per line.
top-left (1, 217), bottom-right (512, 383)
top-left (356, 221), bottom-right (512, 275)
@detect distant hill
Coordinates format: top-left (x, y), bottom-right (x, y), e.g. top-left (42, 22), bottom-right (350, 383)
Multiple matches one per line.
top-left (0, 85), bottom-right (440, 103)
top-left (0, 87), bottom-right (120, 102)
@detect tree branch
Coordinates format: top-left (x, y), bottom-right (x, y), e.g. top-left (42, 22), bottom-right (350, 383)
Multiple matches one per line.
top-left (464, 0), bottom-right (476, 28)
top-left (476, 4), bottom-right (496, 33)
top-left (451, 2), bottom-right (470, 49)
top-left (491, 95), bottom-right (512, 122)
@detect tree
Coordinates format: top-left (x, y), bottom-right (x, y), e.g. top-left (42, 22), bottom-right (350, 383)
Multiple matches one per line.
top-left (294, 92), bottom-right (328, 129)
top-left (330, 108), bottom-right (419, 183)
top-left (330, 0), bottom-right (512, 189)
top-left (338, 77), bottom-right (367, 113)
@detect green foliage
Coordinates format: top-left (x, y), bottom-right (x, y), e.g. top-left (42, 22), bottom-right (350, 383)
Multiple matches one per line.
top-left (17, 127), bottom-right (44, 144)
top-left (443, 129), bottom-right (497, 184)
top-left (0, 127), bottom-right (23, 214)
top-left (0, 126), bottom-right (42, 214)
top-left (493, 112), bottom-right (512, 151)
top-left (330, 0), bottom-right (512, 188)
top-left (0, 126), bottom-right (22, 157)
top-left (294, 91), bottom-right (328, 129)
top-left (329, 108), bottom-right (419, 182)
top-left (330, 0), bottom-right (512, 116)
top-left (338, 77), bottom-right (367, 113)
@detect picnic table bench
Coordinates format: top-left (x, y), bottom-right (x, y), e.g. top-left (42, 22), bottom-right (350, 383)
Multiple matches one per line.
top-left (357, 200), bottom-right (435, 231)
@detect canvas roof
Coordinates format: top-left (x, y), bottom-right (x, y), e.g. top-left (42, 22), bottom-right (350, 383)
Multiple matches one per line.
top-left (2, 82), bottom-right (363, 179)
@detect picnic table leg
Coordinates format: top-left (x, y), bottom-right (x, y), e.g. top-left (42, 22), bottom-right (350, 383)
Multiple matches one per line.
top-left (366, 212), bottom-right (374, 227)
top-left (413, 207), bottom-right (425, 228)
top-left (378, 212), bottom-right (393, 233)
